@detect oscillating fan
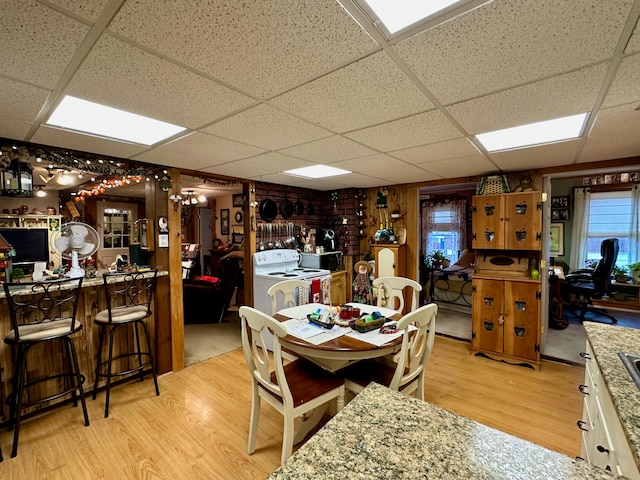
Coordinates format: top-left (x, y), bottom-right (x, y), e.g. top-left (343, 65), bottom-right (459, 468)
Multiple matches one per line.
top-left (53, 221), bottom-right (100, 278)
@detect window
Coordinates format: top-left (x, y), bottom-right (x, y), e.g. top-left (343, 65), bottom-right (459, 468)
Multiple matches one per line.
top-left (102, 207), bottom-right (133, 249)
top-left (586, 191), bottom-right (632, 265)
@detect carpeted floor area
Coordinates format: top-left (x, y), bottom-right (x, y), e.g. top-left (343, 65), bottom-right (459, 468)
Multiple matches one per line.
top-left (184, 308), bottom-right (242, 367)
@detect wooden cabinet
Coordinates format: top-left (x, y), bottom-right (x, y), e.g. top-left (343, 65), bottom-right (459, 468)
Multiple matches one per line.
top-left (580, 340), bottom-right (640, 478)
top-left (330, 270), bottom-right (347, 305)
top-left (472, 277), bottom-right (541, 364)
top-left (472, 192), bottom-right (542, 250)
top-left (373, 244), bottom-right (406, 278)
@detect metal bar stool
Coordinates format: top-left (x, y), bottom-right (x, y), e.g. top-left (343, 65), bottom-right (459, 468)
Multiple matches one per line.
top-left (92, 270), bottom-right (160, 417)
top-left (3, 277), bottom-right (89, 458)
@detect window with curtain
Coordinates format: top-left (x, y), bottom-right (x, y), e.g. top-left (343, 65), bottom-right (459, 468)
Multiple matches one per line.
top-left (420, 199), bottom-right (467, 264)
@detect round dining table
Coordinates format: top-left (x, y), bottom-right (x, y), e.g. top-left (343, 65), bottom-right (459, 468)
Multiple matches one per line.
top-left (274, 303), bottom-right (403, 373)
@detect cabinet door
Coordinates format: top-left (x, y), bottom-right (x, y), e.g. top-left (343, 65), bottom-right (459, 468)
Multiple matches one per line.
top-left (472, 195), bottom-right (504, 249)
top-left (504, 192), bottom-right (542, 250)
top-left (374, 245), bottom-right (405, 278)
top-left (503, 281), bottom-right (540, 361)
top-left (330, 271), bottom-right (346, 305)
top-left (472, 278), bottom-right (504, 353)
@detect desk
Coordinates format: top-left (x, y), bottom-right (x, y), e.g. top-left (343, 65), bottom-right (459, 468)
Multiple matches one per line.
top-left (274, 303), bottom-right (402, 373)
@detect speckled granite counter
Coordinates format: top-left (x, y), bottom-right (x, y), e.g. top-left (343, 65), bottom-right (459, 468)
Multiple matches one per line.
top-left (583, 322), bottom-right (640, 469)
top-left (269, 383), bottom-right (613, 480)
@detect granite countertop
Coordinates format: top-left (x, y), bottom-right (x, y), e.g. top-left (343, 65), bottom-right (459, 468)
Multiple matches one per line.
top-left (269, 383), bottom-right (614, 480)
top-left (0, 269), bottom-right (168, 298)
top-left (583, 322), bottom-right (640, 468)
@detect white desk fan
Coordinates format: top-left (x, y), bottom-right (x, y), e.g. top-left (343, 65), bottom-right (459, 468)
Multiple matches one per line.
top-left (53, 222), bottom-right (100, 278)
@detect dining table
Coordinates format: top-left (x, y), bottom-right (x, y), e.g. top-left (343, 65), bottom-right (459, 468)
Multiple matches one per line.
top-left (272, 302), bottom-right (408, 444)
top-left (273, 302), bottom-right (406, 373)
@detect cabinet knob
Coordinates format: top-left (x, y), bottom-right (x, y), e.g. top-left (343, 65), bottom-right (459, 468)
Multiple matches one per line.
top-left (579, 352), bottom-right (591, 360)
top-left (578, 384), bottom-right (589, 395)
top-left (576, 420), bottom-right (588, 432)
top-left (597, 445), bottom-right (610, 454)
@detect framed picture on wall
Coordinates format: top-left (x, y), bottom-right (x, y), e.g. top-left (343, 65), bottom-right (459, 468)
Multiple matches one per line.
top-left (220, 209), bottom-right (230, 235)
top-left (551, 208), bottom-right (570, 221)
top-left (549, 222), bottom-right (564, 257)
top-left (232, 194), bottom-right (244, 208)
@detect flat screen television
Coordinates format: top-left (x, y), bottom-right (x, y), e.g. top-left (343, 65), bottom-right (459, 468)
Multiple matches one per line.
top-left (0, 228), bottom-right (50, 263)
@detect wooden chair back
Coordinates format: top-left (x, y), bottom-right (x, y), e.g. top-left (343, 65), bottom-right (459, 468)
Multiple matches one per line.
top-left (267, 279), bottom-right (309, 315)
top-left (373, 276), bottom-right (422, 314)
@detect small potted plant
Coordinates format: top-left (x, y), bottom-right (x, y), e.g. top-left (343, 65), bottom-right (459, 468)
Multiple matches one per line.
top-left (612, 265), bottom-right (630, 283)
top-left (425, 250), bottom-right (449, 270)
top-left (628, 262), bottom-right (640, 284)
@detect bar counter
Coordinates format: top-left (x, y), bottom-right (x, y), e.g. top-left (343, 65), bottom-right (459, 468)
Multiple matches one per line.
top-left (0, 270), bottom-right (167, 423)
top-left (269, 383), bottom-right (614, 480)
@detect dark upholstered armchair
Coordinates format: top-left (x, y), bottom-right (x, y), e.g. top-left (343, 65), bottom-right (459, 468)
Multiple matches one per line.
top-left (183, 256), bottom-right (242, 323)
top-left (561, 238), bottom-right (619, 324)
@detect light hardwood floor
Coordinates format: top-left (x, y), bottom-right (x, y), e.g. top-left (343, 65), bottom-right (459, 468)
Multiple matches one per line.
top-left (0, 337), bottom-right (585, 479)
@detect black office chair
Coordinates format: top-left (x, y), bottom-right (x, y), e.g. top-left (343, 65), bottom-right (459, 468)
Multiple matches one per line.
top-left (561, 238), bottom-right (619, 324)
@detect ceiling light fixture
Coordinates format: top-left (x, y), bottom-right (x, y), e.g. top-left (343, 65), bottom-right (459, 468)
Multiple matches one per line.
top-left (46, 95), bottom-right (186, 146)
top-left (35, 185), bottom-right (47, 197)
top-left (284, 165), bottom-right (351, 179)
top-left (360, 0), bottom-right (461, 34)
top-left (475, 113), bottom-right (589, 152)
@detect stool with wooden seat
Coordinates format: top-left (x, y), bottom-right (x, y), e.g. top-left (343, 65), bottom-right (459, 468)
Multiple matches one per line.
top-left (92, 270), bottom-right (159, 417)
top-left (3, 277), bottom-right (90, 458)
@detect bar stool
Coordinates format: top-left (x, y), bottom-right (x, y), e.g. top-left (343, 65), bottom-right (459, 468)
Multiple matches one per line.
top-left (92, 270), bottom-right (159, 418)
top-left (3, 277), bottom-right (89, 458)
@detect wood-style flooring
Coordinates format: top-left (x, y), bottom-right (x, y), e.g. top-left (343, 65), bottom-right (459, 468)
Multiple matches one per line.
top-left (0, 337), bottom-right (584, 479)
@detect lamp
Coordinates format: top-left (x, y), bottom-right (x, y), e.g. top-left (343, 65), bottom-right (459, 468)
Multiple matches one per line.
top-left (35, 186), bottom-right (47, 197)
top-left (2, 159), bottom-right (33, 197)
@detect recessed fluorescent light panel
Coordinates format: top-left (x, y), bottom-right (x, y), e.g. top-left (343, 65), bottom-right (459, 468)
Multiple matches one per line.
top-left (46, 95), bottom-right (186, 146)
top-left (361, 0), bottom-right (462, 34)
top-left (284, 165), bottom-right (351, 179)
top-left (475, 113), bottom-right (588, 152)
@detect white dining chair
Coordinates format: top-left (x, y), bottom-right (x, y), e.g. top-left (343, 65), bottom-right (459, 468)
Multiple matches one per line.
top-left (341, 303), bottom-right (437, 401)
top-left (239, 306), bottom-right (345, 464)
top-left (373, 276), bottom-right (422, 314)
top-left (267, 279), bottom-right (310, 315)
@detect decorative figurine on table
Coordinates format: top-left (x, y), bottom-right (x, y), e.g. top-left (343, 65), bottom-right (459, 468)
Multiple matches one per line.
top-left (353, 260), bottom-right (373, 305)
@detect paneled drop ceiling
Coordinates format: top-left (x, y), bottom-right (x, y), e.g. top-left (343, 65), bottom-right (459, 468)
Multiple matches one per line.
top-left (1, 0), bottom-right (639, 192)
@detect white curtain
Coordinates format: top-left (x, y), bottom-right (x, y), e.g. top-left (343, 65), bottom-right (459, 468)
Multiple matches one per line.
top-left (630, 184), bottom-right (640, 264)
top-left (569, 187), bottom-right (590, 270)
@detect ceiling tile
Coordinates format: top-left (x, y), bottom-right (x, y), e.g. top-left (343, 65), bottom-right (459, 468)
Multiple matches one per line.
top-left (65, 34), bottom-right (256, 129)
top-left (625, 18), bottom-right (640, 53)
top-left (417, 155), bottom-right (496, 179)
top-left (108, 0), bottom-right (377, 99)
top-left (0, 119), bottom-right (33, 141)
top-left (332, 153), bottom-right (430, 184)
top-left (47, 0), bottom-right (108, 21)
top-left (270, 51), bottom-right (433, 132)
top-left (0, 78), bottom-right (50, 123)
top-left (134, 132), bottom-right (266, 168)
top-left (602, 53), bottom-right (640, 108)
top-left (31, 125), bottom-right (149, 159)
top-left (489, 140), bottom-right (581, 171)
top-left (345, 110), bottom-right (462, 151)
top-left (394, 0), bottom-right (632, 104)
top-left (203, 104), bottom-right (331, 150)
top-left (205, 152), bottom-right (314, 179)
top-left (580, 104), bottom-right (640, 162)
top-left (278, 135), bottom-right (377, 163)
top-left (447, 64), bottom-right (608, 134)
top-left (0, 0), bottom-right (90, 88)
top-left (391, 138), bottom-right (480, 164)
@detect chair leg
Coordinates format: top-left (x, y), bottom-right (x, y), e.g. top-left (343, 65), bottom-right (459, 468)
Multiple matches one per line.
top-left (65, 337), bottom-right (90, 427)
top-left (61, 337), bottom-right (78, 408)
top-left (10, 345), bottom-right (27, 458)
top-left (133, 322), bottom-right (145, 383)
top-left (247, 383), bottom-right (260, 455)
top-left (139, 320), bottom-right (160, 396)
top-left (281, 410), bottom-right (295, 465)
top-left (104, 325), bottom-right (118, 418)
top-left (92, 324), bottom-right (105, 401)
